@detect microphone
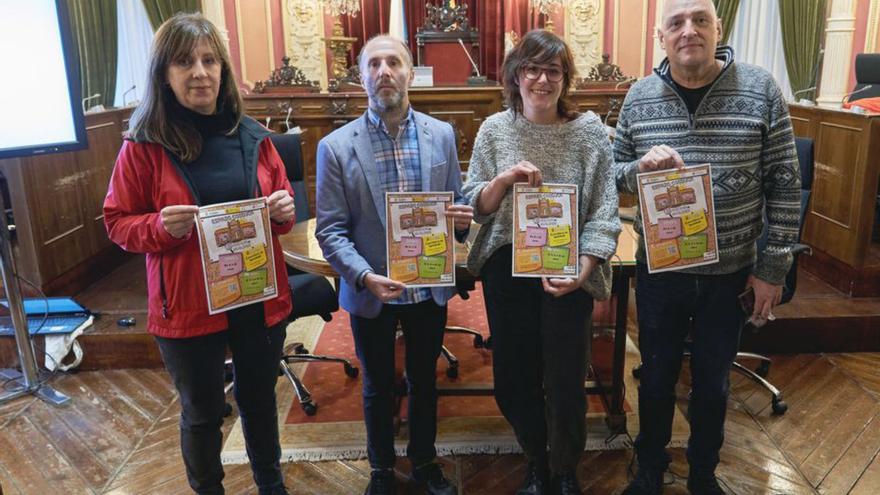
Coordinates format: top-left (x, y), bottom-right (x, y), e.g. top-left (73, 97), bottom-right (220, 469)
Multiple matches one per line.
top-left (81, 93), bottom-right (102, 114)
top-left (458, 39), bottom-right (487, 86)
top-left (603, 98), bottom-right (622, 139)
top-left (841, 84), bottom-right (875, 113)
top-left (842, 84), bottom-right (874, 104)
top-left (614, 77), bottom-right (637, 90)
top-left (122, 85), bottom-right (137, 106)
top-left (796, 49), bottom-right (823, 105)
top-left (794, 87), bottom-right (817, 106)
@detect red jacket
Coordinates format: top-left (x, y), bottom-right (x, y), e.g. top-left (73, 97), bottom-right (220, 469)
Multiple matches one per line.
top-left (103, 118), bottom-right (293, 338)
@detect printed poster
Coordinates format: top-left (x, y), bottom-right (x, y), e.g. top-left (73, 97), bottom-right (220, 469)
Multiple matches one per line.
top-left (385, 192), bottom-right (455, 287)
top-left (195, 197), bottom-right (278, 314)
top-left (637, 163), bottom-right (719, 273)
top-left (511, 183), bottom-right (579, 278)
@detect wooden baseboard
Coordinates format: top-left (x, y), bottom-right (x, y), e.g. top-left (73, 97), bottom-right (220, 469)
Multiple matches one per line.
top-left (740, 314), bottom-right (880, 354)
top-left (799, 248), bottom-right (880, 297)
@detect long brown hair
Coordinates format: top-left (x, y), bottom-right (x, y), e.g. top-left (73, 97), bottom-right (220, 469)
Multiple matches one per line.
top-left (127, 12), bottom-right (243, 162)
top-left (501, 29), bottom-right (578, 119)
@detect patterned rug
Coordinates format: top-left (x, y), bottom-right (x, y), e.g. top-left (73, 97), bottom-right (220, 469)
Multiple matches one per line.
top-left (222, 285), bottom-right (689, 463)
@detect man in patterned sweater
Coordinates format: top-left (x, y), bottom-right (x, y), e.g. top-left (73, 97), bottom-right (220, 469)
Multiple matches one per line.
top-left (614, 1), bottom-right (801, 494)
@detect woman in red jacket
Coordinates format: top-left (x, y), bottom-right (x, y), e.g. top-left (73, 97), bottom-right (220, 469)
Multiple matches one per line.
top-left (103, 13), bottom-right (294, 495)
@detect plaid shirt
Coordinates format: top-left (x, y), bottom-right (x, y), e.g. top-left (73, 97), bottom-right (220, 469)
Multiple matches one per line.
top-left (366, 107), bottom-right (431, 305)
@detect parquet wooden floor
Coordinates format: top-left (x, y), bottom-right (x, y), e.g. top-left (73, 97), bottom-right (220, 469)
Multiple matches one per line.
top-left (1, 351), bottom-right (879, 494)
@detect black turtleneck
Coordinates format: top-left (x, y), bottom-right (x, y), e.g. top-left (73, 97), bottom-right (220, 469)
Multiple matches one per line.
top-left (178, 104), bottom-right (249, 206)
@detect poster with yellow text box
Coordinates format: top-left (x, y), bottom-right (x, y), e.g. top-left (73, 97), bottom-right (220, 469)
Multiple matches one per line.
top-left (637, 164), bottom-right (718, 273)
top-left (385, 192), bottom-right (455, 287)
top-left (511, 183), bottom-right (579, 278)
top-left (195, 197), bottom-right (279, 314)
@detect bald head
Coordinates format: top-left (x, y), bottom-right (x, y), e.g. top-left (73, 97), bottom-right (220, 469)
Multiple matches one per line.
top-left (661, 0), bottom-right (718, 22)
top-left (657, 0), bottom-right (722, 79)
top-left (358, 35), bottom-right (413, 74)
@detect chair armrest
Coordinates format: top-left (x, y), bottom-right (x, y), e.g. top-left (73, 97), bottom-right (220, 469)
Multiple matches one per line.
top-left (792, 243), bottom-right (812, 257)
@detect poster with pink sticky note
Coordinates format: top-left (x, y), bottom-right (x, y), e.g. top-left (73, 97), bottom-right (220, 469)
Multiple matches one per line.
top-left (385, 192), bottom-right (455, 287)
top-left (636, 163), bottom-right (719, 273)
top-left (195, 197), bottom-right (278, 314)
top-left (511, 183), bottom-right (579, 278)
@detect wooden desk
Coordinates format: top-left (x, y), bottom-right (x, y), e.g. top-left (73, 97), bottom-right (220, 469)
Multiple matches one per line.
top-left (278, 219), bottom-right (638, 432)
top-left (789, 104), bottom-right (880, 296)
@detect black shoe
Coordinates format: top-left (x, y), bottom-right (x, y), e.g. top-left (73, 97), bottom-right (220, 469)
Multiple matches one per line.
top-left (552, 471), bottom-right (582, 495)
top-left (365, 468), bottom-right (396, 495)
top-left (258, 485), bottom-right (289, 495)
top-left (686, 471), bottom-right (725, 495)
top-left (516, 461), bottom-right (549, 495)
top-left (411, 462), bottom-right (456, 495)
top-left (621, 466), bottom-right (664, 495)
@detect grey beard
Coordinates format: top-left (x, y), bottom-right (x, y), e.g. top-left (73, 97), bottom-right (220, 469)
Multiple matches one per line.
top-left (370, 90), bottom-right (403, 113)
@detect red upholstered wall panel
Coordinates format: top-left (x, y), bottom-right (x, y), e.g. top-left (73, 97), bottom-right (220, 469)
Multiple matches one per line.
top-left (423, 43), bottom-right (476, 85)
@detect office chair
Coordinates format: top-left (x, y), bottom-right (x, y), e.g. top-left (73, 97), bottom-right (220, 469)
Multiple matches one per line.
top-left (850, 53), bottom-right (880, 102)
top-left (714, 137), bottom-right (813, 415)
top-left (439, 273), bottom-right (488, 379)
top-left (632, 137), bottom-right (814, 416)
top-left (271, 133), bottom-right (356, 416)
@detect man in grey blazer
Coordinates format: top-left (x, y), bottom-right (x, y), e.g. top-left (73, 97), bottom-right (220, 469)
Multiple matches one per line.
top-left (315, 35), bottom-right (472, 495)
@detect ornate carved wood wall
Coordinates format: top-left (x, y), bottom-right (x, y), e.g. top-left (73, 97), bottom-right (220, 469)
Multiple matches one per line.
top-left (243, 86), bottom-right (627, 216)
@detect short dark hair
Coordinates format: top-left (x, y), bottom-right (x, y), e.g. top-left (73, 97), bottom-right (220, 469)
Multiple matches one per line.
top-left (127, 12), bottom-right (243, 162)
top-left (501, 29), bottom-right (578, 119)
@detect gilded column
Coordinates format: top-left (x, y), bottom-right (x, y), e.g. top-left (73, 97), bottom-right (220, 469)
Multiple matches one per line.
top-left (564, 0), bottom-right (604, 77)
top-left (283, 0), bottom-right (330, 91)
top-left (816, 0), bottom-right (857, 107)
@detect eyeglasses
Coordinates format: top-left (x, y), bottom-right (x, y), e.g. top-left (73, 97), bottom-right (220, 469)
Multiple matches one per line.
top-left (522, 64), bottom-right (565, 83)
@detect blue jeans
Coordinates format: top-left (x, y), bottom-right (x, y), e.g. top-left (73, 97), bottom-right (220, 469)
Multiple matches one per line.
top-left (156, 305), bottom-right (286, 495)
top-left (633, 263), bottom-right (750, 473)
top-left (350, 300), bottom-right (447, 469)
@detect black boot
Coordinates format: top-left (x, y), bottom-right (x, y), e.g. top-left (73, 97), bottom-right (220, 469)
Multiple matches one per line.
top-left (687, 469), bottom-right (725, 495)
top-left (552, 471), bottom-right (582, 495)
top-left (411, 462), bottom-right (456, 495)
top-left (364, 468), bottom-right (395, 495)
top-left (620, 466), bottom-right (664, 495)
top-left (516, 460), bottom-right (549, 495)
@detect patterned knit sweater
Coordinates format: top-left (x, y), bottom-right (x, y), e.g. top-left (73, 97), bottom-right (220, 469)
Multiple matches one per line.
top-left (463, 110), bottom-right (621, 297)
top-left (613, 46), bottom-right (801, 285)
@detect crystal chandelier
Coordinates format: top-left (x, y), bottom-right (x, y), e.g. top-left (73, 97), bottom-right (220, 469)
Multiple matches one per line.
top-left (321, 0), bottom-right (360, 18)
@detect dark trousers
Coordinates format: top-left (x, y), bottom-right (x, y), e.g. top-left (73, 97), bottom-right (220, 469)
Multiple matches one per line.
top-left (156, 305), bottom-right (286, 494)
top-left (480, 245), bottom-right (593, 474)
top-left (633, 263), bottom-right (750, 473)
top-left (350, 300), bottom-right (447, 469)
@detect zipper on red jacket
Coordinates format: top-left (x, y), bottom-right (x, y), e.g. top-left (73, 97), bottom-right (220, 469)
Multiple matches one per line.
top-left (159, 255), bottom-right (169, 319)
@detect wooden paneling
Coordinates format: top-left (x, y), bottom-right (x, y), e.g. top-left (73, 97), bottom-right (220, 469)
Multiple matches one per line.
top-left (790, 104), bottom-right (880, 296)
top-left (0, 108), bottom-right (131, 294)
top-left (813, 122), bottom-right (862, 231)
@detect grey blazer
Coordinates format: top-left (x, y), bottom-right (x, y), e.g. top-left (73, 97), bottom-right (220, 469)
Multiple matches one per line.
top-left (315, 111), bottom-right (466, 318)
